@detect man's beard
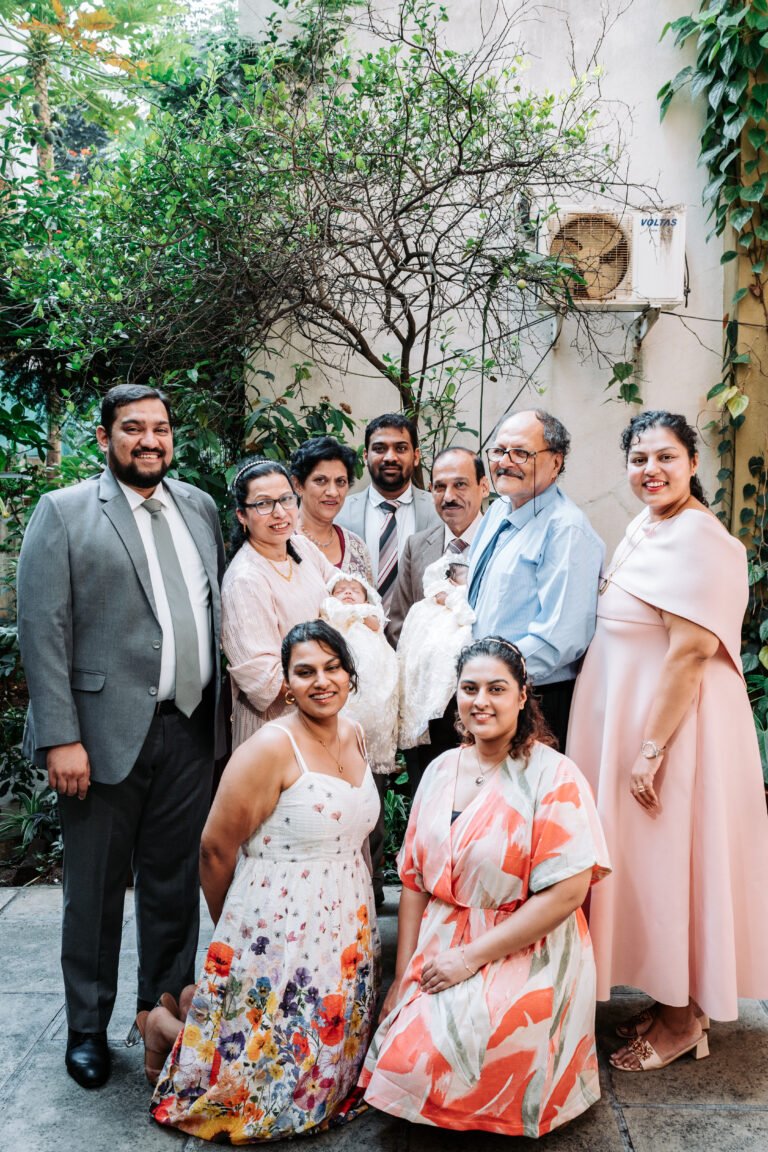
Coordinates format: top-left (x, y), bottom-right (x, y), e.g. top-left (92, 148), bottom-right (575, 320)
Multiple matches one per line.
top-left (109, 449), bottom-right (170, 489)
top-left (372, 466), bottom-right (409, 493)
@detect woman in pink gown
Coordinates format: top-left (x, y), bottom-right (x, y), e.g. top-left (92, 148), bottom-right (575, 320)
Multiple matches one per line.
top-left (568, 410), bottom-right (768, 1072)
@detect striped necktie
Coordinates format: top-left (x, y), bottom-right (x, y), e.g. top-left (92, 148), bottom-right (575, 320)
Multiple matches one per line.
top-left (377, 500), bottom-right (401, 608)
top-left (446, 537), bottom-right (469, 555)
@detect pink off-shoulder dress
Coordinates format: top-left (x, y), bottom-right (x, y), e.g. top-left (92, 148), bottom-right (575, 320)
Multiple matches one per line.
top-left (568, 508), bottom-right (768, 1020)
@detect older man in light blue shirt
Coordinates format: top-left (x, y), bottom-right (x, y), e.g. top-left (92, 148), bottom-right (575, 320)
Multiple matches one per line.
top-left (468, 409), bottom-right (603, 749)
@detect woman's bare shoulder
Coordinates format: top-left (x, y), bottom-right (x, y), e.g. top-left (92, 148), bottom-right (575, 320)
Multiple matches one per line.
top-left (227, 723), bottom-right (295, 777)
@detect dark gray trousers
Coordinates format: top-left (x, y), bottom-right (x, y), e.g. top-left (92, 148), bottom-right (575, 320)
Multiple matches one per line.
top-left (57, 702), bottom-right (214, 1032)
top-left (368, 772), bottom-right (392, 897)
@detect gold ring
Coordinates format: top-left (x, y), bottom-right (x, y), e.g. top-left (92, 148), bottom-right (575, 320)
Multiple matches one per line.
top-left (637, 784), bottom-right (646, 792)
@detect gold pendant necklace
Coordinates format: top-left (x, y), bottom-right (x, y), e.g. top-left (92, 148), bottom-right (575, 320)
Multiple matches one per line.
top-left (598, 495), bottom-right (691, 596)
top-left (265, 555), bottom-right (293, 582)
top-left (298, 713), bottom-right (345, 774)
top-left (474, 750), bottom-right (507, 787)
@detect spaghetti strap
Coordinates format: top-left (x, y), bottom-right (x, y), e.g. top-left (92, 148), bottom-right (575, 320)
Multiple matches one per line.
top-left (353, 722), bottom-right (370, 766)
top-left (269, 722), bottom-right (310, 776)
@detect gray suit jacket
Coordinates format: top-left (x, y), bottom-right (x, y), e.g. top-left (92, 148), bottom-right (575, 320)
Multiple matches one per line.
top-left (386, 521), bottom-right (445, 646)
top-left (336, 485), bottom-right (440, 540)
top-left (17, 468), bottom-right (225, 784)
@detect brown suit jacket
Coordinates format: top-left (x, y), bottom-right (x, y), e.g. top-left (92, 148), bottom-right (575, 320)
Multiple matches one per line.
top-left (386, 521), bottom-right (446, 646)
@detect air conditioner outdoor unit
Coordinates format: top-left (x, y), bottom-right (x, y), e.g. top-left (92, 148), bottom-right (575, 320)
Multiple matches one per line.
top-left (540, 207), bottom-right (686, 310)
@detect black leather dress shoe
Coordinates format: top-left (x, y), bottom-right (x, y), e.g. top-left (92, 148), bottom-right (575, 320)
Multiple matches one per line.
top-left (65, 1030), bottom-right (111, 1089)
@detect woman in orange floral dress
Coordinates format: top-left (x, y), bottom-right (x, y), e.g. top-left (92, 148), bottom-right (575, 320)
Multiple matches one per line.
top-left (146, 620), bottom-right (380, 1143)
top-left (361, 636), bottom-right (610, 1137)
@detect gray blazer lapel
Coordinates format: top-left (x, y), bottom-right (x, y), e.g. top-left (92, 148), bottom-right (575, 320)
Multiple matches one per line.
top-left (337, 490), bottom-right (368, 538)
top-left (414, 488), bottom-right (440, 532)
top-left (416, 523), bottom-right (446, 584)
top-left (98, 469), bottom-right (158, 618)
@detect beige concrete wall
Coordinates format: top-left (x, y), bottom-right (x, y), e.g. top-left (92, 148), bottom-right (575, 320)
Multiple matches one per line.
top-left (240, 0), bottom-right (724, 554)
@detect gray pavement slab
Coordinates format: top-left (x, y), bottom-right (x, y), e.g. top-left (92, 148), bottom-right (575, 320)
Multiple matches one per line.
top-left (2, 884), bottom-right (768, 1152)
top-left (623, 1108), bottom-right (768, 1152)
top-left (0, 991), bottom-right (65, 1090)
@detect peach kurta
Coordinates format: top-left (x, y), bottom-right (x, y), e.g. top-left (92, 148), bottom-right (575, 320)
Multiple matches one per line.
top-left (361, 744), bottom-right (610, 1137)
top-left (568, 508), bottom-right (768, 1020)
top-left (221, 535), bottom-right (337, 748)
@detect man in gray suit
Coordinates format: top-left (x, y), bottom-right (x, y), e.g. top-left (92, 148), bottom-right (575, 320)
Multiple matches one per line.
top-left (335, 412), bottom-right (439, 904)
top-left (386, 447), bottom-right (488, 796)
top-left (17, 384), bottom-right (224, 1090)
top-left (335, 413), bottom-right (440, 610)
top-left (387, 447), bottom-right (489, 646)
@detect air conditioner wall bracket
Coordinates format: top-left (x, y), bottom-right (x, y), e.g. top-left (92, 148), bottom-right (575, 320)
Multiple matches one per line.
top-left (620, 307), bottom-right (660, 345)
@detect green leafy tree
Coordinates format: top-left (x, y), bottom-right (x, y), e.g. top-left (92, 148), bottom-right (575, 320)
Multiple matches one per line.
top-left (24, 1), bottom-right (624, 447)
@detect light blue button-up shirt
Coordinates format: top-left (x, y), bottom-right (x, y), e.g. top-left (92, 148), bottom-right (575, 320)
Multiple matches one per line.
top-left (467, 484), bottom-right (604, 685)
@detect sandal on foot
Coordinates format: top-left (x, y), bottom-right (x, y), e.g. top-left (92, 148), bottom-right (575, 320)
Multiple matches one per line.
top-left (615, 1006), bottom-right (656, 1040)
top-left (135, 1009), bottom-right (167, 1086)
top-left (158, 992), bottom-right (179, 1018)
top-left (615, 1005), bottom-right (711, 1041)
top-left (610, 1030), bottom-right (709, 1071)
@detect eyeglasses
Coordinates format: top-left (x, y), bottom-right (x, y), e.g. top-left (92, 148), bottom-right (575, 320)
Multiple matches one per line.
top-left (487, 446), bottom-right (557, 465)
top-left (242, 494), bottom-right (298, 515)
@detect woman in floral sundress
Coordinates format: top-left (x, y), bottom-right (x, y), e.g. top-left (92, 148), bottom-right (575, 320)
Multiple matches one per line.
top-left (146, 620), bottom-right (380, 1143)
top-left (361, 636), bottom-right (610, 1138)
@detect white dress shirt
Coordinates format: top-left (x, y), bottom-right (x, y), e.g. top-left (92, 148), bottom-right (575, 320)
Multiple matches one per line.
top-left (364, 484), bottom-right (416, 580)
top-left (119, 479), bottom-right (214, 701)
top-left (443, 510), bottom-right (483, 553)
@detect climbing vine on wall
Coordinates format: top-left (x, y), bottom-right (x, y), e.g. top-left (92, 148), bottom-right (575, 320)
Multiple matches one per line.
top-left (660, 0), bottom-right (768, 777)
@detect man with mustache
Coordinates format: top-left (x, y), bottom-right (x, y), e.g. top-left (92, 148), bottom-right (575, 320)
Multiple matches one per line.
top-left (387, 447), bottom-right (488, 645)
top-left (467, 409), bottom-right (603, 750)
top-left (386, 447), bottom-right (489, 796)
top-left (17, 384), bottom-right (225, 1090)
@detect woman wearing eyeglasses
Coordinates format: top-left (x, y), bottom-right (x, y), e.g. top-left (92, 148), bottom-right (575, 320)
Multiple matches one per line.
top-left (222, 458), bottom-right (338, 748)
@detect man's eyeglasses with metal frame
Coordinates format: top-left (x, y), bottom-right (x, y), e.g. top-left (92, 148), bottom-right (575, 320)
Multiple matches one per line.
top-left (486, 446), bottom-right (557, 466)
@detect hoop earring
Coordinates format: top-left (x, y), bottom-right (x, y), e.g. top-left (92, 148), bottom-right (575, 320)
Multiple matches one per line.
top-left (285, 692), bottom-right (296, 705)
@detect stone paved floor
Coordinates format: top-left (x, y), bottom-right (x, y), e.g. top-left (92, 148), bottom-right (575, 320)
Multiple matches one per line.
top-left (2, 884), bottom-right (768, 1151)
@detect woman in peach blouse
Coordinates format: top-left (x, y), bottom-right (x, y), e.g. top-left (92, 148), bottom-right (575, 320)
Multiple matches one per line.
top-left (362, 636), bottom-right (610, 1136)
top-left (221, 458), bottom-right (337, 748)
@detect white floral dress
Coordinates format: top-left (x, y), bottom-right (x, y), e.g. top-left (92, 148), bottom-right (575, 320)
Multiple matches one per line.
top-left (150, 724), bottom-right (381, 1144)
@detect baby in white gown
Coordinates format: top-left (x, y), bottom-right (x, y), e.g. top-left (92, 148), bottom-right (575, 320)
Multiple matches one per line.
top-left (320, 573), bottom-right (399, 774)
top-left (397, 557), bottom-right (475, 749)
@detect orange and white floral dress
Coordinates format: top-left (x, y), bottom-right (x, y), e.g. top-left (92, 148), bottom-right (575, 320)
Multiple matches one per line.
top-left (361, 743), bottom-right (610, 1138)
top-left (150, 724), bottom-right (380, 1144)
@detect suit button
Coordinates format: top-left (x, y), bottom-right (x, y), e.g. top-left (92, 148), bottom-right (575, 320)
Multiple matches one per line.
top-left (149, 686), bottom-right (158, 696)
top-left (152, 641), bottom-right (161, 650)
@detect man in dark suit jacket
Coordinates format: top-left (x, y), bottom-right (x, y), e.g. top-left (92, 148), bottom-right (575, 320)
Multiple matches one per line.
top-left (17, 384), bottom-right (225, 1090)
top-left (387, 448), bottom-right (489, 796)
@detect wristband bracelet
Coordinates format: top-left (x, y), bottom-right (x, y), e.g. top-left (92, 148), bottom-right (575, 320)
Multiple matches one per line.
top-left (460, 946), bottom-right (476, 976)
